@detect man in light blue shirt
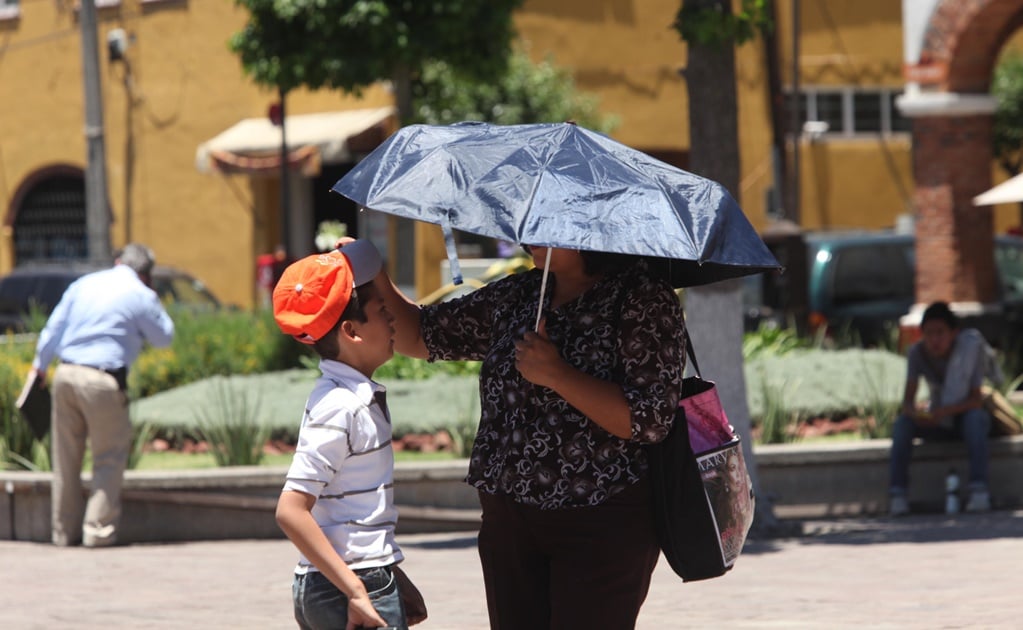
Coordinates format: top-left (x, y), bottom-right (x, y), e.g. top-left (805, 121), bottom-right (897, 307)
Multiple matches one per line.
top-left (31, 243), bottom-right (175, 547)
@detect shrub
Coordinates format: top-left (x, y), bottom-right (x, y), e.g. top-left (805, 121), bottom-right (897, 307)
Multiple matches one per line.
top-left (446, 390), bottom-right (481, 458)
top-left (375, 354), bottom-right (481, 381)
top-left (129, 306), bottom-right (307, 398)
top-left (0, 350), bottom-right (49, 470)
top-left (742, 323), bottom-right (812, 360)
top-left (745, 347), bottom-right (909, 421)
top-left (191, 376), bottom-right (270, 466)
top-left (854, 354), bottom-right (903, 439)
top-left (751, 367), bottom-right (801, 445)
top-left (127, 421), bottom-right (157, 470)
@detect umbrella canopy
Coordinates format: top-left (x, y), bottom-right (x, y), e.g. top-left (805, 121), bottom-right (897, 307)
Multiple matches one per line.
top-left (332, 121), bottom-right (781, 287)
top-left (974, 172), bottom-right (1023, 206)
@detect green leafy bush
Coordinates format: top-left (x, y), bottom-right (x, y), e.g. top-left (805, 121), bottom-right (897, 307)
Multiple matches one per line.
top-left (191, 377), bottom-right (270, 467)
top-left (0, 349), bottom-right (49, 470)
top-left (375, 354), bottom-right (481, 380)
top-left (742, 323), bottom-right (813, 360)
top-left (129, 306), bottom-right (306, 399)
top-left (411, 50), bottom-right (618, 133)
top-left (751, 366), bottom-right (802, 444)
top-left (127, 422), bottom-right (157, 470)
top-left (745, 348), bottom-right (909, 431)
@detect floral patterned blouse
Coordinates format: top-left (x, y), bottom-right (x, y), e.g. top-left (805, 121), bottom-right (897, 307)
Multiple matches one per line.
top-left (420, 260), bottom-right (686, 509)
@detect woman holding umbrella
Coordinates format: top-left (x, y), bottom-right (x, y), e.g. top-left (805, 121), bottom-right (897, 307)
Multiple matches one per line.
top-left (348, 239), bottom-right (686, 629)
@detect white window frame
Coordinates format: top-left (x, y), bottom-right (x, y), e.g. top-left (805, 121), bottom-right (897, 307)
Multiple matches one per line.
top-left (0, 0), bottom-right (19, 21)
top-left (788, 86), bottom-right (910, 139)
top-left (72, 0), bottom-right (122, 9)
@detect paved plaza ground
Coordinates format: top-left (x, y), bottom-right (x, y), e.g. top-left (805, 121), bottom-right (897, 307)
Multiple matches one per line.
top-left (2, 510), bottom-right (1021, 629)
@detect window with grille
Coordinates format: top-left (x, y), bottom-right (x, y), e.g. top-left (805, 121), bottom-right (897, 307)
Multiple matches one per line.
top-left (13, 175), bottom-right (88, 264)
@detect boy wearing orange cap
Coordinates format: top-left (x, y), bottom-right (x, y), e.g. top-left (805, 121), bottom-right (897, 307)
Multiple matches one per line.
top-left (272, 240), bottom-right (416, 630)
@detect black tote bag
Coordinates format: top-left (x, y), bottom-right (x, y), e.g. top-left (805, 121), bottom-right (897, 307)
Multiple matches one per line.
top-left (648, 331), bottom-right (755, 582)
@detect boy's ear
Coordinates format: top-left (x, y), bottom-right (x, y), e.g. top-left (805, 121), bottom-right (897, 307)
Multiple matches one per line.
top-left (339, 319), bottom-right (359, 341)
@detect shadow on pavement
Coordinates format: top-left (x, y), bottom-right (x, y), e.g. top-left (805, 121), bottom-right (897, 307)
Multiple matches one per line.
top-left (769, 510), bottom-right (1023, 548)
top-left (397, 511), bottom-right (1023, 560)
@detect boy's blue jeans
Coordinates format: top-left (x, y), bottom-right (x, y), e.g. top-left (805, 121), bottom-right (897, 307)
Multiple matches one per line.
top-left (889, 408), bottom-right (991, 493)
top-left (292, 565), bottom-right (407, 630)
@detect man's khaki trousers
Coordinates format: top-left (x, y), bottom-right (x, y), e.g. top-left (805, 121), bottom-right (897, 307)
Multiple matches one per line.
top-left (51, 364), bottom-right (131, 547)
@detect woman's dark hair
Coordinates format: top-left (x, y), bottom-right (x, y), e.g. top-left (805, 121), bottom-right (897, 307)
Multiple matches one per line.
top-left (579, 250), bottom-right (644, 277)
top-left (921, 301), bottom-right (959, 328)
top-left (311, 282), bottom-right (376, 360)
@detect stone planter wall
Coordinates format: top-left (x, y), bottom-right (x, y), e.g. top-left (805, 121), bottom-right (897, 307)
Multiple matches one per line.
top-left (3, 436), bottom-right (1021, 543)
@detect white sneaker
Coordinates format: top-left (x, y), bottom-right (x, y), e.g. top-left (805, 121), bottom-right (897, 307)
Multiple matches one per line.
top-left (965, 490), bottom-right (991, 513)
top-left (889, 494), bottom-right (910, 517)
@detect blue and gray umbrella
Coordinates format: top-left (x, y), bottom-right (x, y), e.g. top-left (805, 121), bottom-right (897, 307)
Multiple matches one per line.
top-left (332, 121), bottom-right (781, 291)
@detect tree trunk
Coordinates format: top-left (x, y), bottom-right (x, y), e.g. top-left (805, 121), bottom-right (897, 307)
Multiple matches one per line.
top-left (681, 0), bottom-right (786, 536)
top-left (390, 63), bottom-right (416, 288)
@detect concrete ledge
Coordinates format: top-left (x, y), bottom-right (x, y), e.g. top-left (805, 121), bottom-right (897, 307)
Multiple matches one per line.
top-left (0, 462), bottom-right (480, 543)
top-left (757, 435), bottom-right (1023, 518)
top-left (3, 435), bottom-right (1022, 542)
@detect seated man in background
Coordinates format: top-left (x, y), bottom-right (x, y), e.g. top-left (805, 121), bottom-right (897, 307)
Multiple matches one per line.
top-left (889, 301), bottom-right (1000, 516)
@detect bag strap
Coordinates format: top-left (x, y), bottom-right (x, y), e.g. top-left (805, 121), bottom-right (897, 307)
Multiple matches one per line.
top-left (684, 328), bottom-right (701, 378)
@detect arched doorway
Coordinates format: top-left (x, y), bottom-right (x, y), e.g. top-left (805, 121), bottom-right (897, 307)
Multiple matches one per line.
top-left (899, 0), bottom-right (1023, 315)
top-left (7, 167), bottom-right (88, 264)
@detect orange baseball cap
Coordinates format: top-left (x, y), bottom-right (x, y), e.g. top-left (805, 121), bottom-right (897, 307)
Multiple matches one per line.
top-left (272, 240), bottom-right (382, 344)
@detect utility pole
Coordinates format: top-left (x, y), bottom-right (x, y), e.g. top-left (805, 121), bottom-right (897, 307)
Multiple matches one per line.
top-left (80, 0), bottom-right (112, 262)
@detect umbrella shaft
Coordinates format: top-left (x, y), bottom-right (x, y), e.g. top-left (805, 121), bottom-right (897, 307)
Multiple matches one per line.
top-left (535, 253), bottom-right (551, 331)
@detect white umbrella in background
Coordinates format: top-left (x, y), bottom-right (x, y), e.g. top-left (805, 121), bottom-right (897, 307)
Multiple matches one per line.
top-left (974, 172), bottom-right (1023, 206)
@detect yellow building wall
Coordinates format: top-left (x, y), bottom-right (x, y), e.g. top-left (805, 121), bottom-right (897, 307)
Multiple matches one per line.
top-left (780, 0), bottom-right (903, 87)
top-left (797, 137), bottom-right (914, 230)
top-left (516, 1), bottom-right (690, 152)
top-left (770, 0), bottom-right (911, 233)
top-left (0, 1), bottom-right (391, 308)
top-left (734, 15), bottom-right (774, 230)
top-left (2, 0), bottom-right (927, 303)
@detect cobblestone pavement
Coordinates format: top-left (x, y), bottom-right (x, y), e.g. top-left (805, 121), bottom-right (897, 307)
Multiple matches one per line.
top-left (2, 510), bottom-right (1021, 629)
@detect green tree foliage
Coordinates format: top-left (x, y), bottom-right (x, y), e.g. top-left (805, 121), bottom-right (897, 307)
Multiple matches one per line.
top-left (993, 52), bottom-right (1023, 177)
top-left (409, 51), bottom-right (618, 133)
top-left (673, 0), bottom-right (770, 47)
top-left (230, 0), bottom-right (523, 94)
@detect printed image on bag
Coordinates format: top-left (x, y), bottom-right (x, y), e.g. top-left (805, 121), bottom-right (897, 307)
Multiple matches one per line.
top-left (696, 439), bottom-right (756, 567)
top-left (681, 377), bottom-right (736, 454)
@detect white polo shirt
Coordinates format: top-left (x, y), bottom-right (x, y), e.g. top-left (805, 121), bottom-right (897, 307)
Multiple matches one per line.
top-left (283, 359), bottom-right (402, 573)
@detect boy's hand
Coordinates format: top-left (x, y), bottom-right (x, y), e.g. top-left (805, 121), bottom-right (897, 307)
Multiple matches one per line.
top-left (335, 236), bottom-right (357, 249)
top-left (346, 594), bottom-right (387, 630)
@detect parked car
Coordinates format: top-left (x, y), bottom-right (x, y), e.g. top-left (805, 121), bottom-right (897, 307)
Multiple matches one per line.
top-left (0, 263), bottom-right (223, 332)
top-left (756, 230), bottom-right (1023, 345)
